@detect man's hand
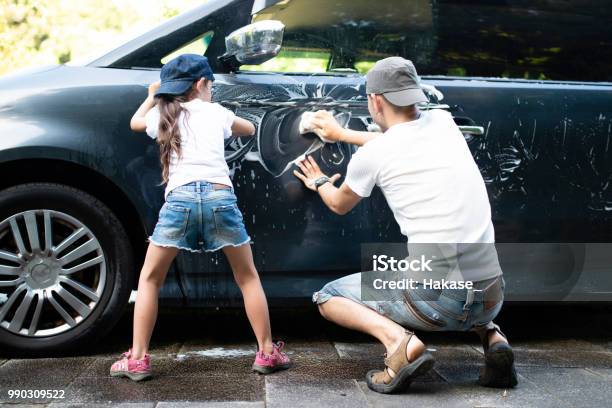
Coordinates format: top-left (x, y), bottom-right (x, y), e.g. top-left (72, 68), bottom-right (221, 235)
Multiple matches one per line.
top-left (148, 81), bottom-right (161, 99)
top-left (310, 111), bottom-right (345, 142)
top-left (293, 156), bottom-right (341, 191)
top-left (310, 110), bottom-right (381, 146)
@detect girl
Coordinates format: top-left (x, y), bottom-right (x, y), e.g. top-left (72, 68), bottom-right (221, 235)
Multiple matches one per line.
top-left (110, 54), bottom-right (290, 381)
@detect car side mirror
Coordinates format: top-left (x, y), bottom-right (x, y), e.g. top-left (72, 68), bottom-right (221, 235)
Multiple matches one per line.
top-left (219, 20), bottom-right (285, 70)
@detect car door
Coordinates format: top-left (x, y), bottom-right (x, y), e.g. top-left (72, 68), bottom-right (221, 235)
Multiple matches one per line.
top-left (427, 78), bottom-right (612, 300)
top-left (213, 73), bottom-right (374, 303)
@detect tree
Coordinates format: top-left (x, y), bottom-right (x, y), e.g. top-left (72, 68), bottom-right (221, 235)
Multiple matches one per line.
top-left (0, 0), bottom-right (203, 76)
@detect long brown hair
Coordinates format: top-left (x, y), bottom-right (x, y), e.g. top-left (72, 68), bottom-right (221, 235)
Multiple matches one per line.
top-left (155, 87), bottom-right (195, 184)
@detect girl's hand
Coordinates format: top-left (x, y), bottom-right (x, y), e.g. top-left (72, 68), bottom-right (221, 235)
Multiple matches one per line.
top-left (148, 81), bottom-right (161, 98)
top-left (310, 111), bottom-right (345, 142)
top-left (131, 82), bottom-right (160, 131)
top-left (293, 155), bottom-right (341, 191)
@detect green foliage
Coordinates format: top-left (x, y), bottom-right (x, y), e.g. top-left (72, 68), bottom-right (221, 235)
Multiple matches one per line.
top-left (0, 0), bottom-right (203, 76)
top-left (242, 49), bottom-right (331, 73)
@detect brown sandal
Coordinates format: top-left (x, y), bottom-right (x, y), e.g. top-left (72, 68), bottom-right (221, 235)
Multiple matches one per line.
top-left (366, 330), bottom-right (435, 394)
top-left (478, 324), bottom-right (518, 388)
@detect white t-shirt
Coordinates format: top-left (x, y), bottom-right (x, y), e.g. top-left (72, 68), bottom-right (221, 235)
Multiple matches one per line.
top-left (345, 109), bottom-right (494, 244)
top-left (145, 99), bottom-right (235, 198)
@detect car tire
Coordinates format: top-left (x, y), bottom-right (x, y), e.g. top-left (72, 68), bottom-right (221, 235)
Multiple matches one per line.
top-left (0, 183), bottom-right (134, 355)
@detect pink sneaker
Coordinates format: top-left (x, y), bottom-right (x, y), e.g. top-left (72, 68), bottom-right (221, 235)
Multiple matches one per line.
top-left (110, 349), bottom-right (152, 382)
top-left (252, 341), bottom-right (292, 374)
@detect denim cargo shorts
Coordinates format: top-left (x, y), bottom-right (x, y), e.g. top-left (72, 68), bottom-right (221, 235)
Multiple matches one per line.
top-left (313, 273), bottom-right (505, 332)
top-left (149, 181), bottom-right (251, 252)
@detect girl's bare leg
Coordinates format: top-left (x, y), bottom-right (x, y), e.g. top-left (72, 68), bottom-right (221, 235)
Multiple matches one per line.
top-left (223, 244), bottom-right (274, 354)
top-left (131, 243), bottom-right (179, 360)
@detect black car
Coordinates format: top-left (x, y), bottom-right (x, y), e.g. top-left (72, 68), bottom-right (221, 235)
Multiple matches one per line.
top-left (0, 0), bottom-right (611, 353)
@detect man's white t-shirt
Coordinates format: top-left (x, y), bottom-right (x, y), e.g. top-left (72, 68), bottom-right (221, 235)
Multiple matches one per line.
top-left (345, 109), bottom-right (494, 244)
top-left (145, 99), bottom-right (235, 198)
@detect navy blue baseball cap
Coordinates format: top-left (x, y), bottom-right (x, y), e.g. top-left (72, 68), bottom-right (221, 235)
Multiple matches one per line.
top-left (156, 54), bottom-right (215, 96)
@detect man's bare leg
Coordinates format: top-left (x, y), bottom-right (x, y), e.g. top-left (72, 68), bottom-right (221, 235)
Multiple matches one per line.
top-left (318, 296), bottom-right (425, 377)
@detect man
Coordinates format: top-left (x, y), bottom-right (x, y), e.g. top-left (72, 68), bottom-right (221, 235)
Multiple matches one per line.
top-left (293, 57), bottom-right (517, 394)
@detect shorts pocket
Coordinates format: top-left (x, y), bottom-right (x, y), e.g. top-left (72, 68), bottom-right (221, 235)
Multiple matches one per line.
top-left (157, 204), bottom-right (190, 239)
top-left (419, 290), bottom-right (468, 322)
top-left (403, 290), bottom-right (447, 329)
top-left (212, 203), bottom-right (243, 233)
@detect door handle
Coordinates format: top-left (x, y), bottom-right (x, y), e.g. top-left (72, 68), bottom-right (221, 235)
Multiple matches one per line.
top-left (422, 103), bottom-right (450, 110)
top-left (458, 125), bottom-right (484, 136)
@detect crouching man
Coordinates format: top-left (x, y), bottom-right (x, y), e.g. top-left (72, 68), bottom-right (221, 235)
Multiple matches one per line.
top-left (293, 57), bottom-right (517, 394)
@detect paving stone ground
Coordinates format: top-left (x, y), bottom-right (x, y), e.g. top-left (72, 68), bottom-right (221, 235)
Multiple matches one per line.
top-left (1, 305), bottom-right (611, 407)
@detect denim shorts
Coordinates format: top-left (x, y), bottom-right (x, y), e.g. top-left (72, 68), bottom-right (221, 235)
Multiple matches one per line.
top-left (149, 181), bottom-right (251, 253)
top-left (313, 273), bottom-right (505, 332)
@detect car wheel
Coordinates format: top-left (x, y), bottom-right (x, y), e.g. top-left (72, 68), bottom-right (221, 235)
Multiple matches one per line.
top-left (0, 183), bottom-right (134, 354)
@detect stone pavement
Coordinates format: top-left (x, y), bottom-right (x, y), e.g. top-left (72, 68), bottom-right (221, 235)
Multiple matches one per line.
top-left (1, 305), bottom-right (611, 407)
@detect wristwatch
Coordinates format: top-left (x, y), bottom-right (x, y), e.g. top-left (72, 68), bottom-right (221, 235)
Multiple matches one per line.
top-left (314, 176), bottom-right (331, 190)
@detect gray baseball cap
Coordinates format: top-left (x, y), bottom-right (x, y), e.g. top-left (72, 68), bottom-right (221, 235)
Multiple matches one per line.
top-left (365, 57), bottom-right (428, 107)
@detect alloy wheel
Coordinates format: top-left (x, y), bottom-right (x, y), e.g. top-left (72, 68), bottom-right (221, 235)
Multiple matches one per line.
top-left (0, 210), bottom-right (106, 337)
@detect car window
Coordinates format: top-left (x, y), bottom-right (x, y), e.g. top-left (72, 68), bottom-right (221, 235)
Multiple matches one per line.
top-left (161, 31), bottom-right (214, 64)
top-left (102, 0), bottom-right (253, 73)
top-left (249, 0), bottom-right (612, 82)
